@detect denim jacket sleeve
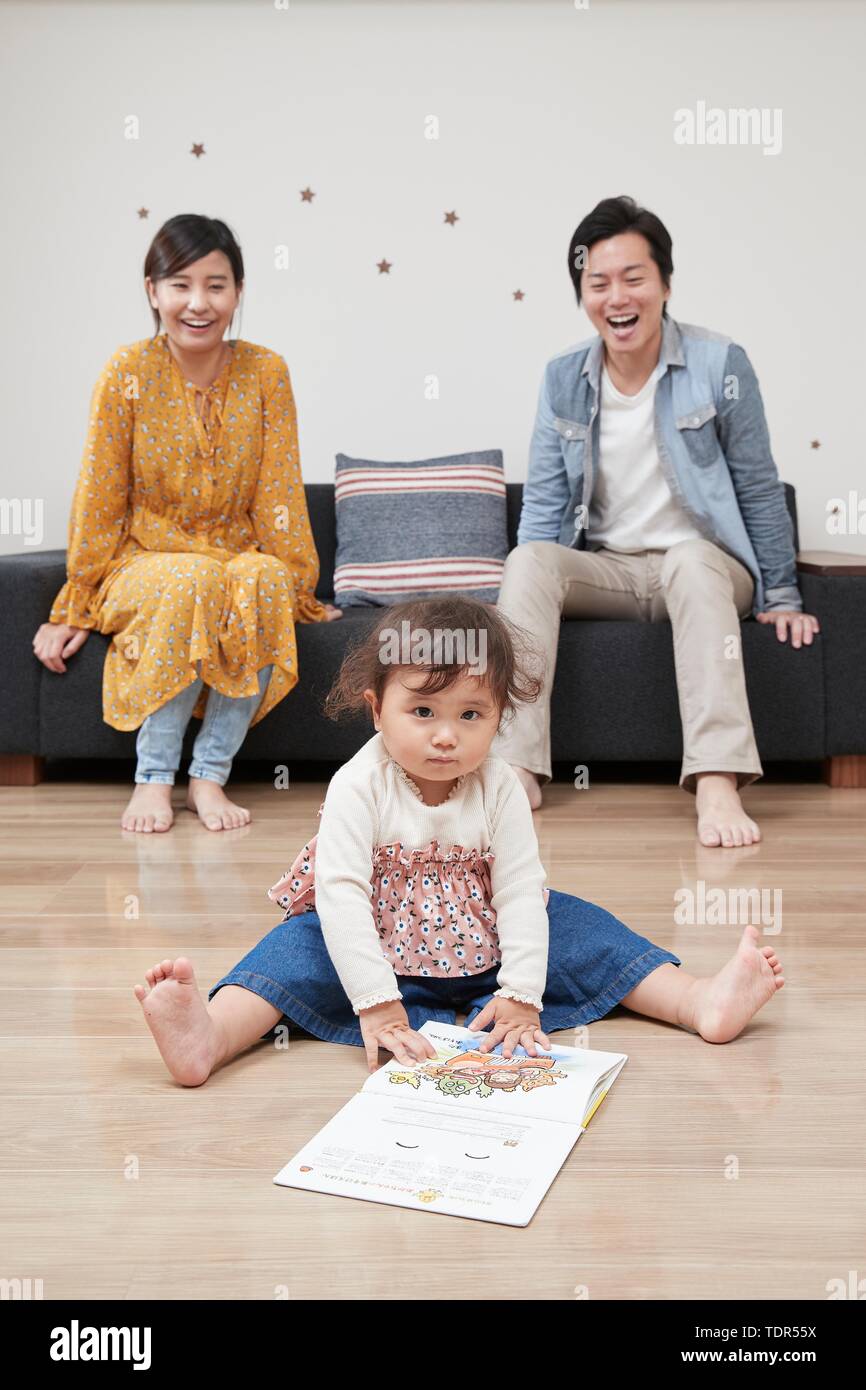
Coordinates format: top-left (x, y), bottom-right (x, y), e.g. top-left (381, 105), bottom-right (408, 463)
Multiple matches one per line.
top-left (516, 365), bottom-right (572, 545)
top-left (717, 344), bottom-right (802, 612)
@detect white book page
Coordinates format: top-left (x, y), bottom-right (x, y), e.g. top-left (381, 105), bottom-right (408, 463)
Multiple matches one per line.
top-left (273, 1091), bottom-right (580, 1226)
top-left (361, 1022), bottom-right (627, 1127)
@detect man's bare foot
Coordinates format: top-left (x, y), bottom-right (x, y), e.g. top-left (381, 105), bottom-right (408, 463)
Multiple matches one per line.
top-left (679, 926), bottom-right (785, 1043)
top-left (121, 784), bottom-right (174, 833)
top-left (133, 957), bottom-right (222, 1086)
top-left (512, 765), bottom-right (543, 810)
top-left (695, 771), bottom-right (761, 847)
top-left (186, 777), bottom-right (251, 831)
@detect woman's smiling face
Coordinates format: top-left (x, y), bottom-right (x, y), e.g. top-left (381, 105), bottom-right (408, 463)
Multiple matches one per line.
top-left (145, 249), bottom-right (242, 351)
top-left (580, 230), bottom-right (669, 357)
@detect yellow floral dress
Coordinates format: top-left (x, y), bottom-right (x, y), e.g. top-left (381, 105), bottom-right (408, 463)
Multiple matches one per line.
top-left (49, 335), bottom-right (329, 731)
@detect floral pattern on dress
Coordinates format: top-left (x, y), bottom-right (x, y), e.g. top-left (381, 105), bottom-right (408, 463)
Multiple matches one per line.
top-left (269, 828), bottom-right (500, 978)
top-left (49, 335), bottom-right (329, 731)
top-left (267, 792), bottom-right (550, 980)
top-left (373, 839), bottom-right (501, 977)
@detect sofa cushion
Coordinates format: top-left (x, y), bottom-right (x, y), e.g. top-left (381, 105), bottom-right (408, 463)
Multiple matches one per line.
top-left (23, 477), bottom-right (822, 765)
top-left (548, 618), bottom-right (824, 763)
top-left (331, 450), bottom-right (509, 606)
top-left (37, 606), bottom-right (825, 764)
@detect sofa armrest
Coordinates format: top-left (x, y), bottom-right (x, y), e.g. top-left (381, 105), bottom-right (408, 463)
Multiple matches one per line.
top-left (797, 556), bottom-right (866, 756)
top-left (0, 549), bottom-right (68, 754)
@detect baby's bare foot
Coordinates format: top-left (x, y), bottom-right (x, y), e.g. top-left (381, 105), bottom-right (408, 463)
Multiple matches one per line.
top-left (121, 784), bottom-right (174, 833)
top-left (695, 771), bottom-right (761, 848)
top-left (683, 926), bottom-right (785, 1043)
top-left (512, 765), bottom-right (543, 810)
top-left (186, 777), bottom-right (251, 831)
top-left (133, 957), bottom-right (221, 1086)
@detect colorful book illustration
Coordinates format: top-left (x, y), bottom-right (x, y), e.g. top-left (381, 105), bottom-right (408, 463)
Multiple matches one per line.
top-left (273, 1022), bottom-right (628, 1226)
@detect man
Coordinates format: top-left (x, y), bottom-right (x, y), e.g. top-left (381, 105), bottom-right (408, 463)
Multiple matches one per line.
top-left (493, 195), bottom-right (818, 846)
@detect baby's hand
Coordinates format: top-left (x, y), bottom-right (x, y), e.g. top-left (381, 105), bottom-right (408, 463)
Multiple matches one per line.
top-left (359, 999), bottom-right (438, 1073)
top-left (469, 998), bottom-right (551, 1057)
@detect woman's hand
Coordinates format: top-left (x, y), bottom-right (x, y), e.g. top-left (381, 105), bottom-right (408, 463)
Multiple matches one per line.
top-left (469, 997), bottom-right (551, 1057)
top-left (755, 610), bottom-right (820, 648)
top-left (32, 622), bottom-right (90, 673)
top-left (359, 999), bottom-right (438, 1073)
top-left (322, 603), bottom-right (343, 621)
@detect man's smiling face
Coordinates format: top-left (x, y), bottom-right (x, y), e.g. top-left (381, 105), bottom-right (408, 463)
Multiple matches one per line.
top-left (580, 229), bottom-right (670, 357)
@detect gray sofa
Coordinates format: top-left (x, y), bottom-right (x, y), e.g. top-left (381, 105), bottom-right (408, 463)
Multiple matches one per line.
top-left (2, 482), bottom-right (865, 785)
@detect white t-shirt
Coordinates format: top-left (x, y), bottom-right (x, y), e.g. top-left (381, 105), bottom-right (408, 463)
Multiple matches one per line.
top-left (587, 361), bottom-right (704, 552)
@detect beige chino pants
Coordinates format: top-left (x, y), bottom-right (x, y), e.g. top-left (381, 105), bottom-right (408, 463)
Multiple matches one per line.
top-left (490, 538), bottom-right (762, 793)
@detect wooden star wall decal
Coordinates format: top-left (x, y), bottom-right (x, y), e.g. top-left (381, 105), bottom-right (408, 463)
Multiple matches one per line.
top-left (512, 289), bottom-right (525, 301)
top-left (137, 207), bottom-right (149, 219)
top-left (377, 259), bottom-right (392, 274)
top-left (191, 142), bottom-right (206, 158)
top-left (810, 440), bottom-right (821, 449)
top-left (444, 210), bottom-right (459, 225)
top-left (300, 188), bottom-right (315, 202)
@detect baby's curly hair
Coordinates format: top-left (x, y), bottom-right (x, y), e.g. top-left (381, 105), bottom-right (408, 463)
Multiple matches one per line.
top-left (323, 595), bottom-right (545, 731)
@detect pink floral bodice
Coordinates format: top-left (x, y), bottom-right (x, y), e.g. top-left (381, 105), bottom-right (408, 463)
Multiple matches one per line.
top-left (268, 797), bottom-right (549, 980)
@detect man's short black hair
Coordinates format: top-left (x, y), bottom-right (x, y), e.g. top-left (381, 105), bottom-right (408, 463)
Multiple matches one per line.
top-left (568, 196), bottom-right (674, 319)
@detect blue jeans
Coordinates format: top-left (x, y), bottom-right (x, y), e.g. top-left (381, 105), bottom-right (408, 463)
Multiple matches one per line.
top-left (134, 662), bottom-right (273, 786)
top-left (209, 887), bottom-right (681, 1047)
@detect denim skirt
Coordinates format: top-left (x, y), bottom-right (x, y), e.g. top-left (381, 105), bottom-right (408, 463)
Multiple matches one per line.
top-left (208, 888), bottom-right (681, 1049)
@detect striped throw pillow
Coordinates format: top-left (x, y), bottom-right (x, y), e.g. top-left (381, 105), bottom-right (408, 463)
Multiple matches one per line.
top-left (332, 450), bottom-right (508, 606)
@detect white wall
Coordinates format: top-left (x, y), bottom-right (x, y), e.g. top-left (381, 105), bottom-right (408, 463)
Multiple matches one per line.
top-left (1, 0), bottom-right (863, 555)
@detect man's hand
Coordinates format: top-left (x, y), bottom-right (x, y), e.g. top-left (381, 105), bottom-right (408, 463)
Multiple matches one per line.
top-left (468, 997), bottom-right (551, 1057)
top-left (755, 610), bottom-right (820, 649)
top-left (358, 998), bottom-right (438, 1073)
top-left (322, 603), bottom-right (343, 621)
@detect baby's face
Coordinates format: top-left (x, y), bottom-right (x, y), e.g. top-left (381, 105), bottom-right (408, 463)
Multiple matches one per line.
top-left (365, 668), bottom-right (501, 794)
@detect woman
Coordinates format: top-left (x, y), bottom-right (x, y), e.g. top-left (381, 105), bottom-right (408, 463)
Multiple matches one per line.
top-left (492, 195), bottom-right (819, 847)
top-left (33, 214), bottom-right (342, 833)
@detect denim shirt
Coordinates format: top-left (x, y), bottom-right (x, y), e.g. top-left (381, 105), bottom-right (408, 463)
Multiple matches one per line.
top-left (517, 315), bottom-right (802, 614)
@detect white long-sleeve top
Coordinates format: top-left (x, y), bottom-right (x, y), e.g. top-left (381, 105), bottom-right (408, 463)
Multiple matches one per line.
top-left (312, 733), bottom-right (550, 1015)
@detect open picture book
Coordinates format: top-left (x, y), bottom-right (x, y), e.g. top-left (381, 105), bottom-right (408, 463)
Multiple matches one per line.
top-left (274, 1022), bottom-right (628, 1225)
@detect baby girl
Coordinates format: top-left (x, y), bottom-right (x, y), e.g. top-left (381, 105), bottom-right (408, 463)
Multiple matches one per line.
top-left (135, 595), bottom-right (784, 1080)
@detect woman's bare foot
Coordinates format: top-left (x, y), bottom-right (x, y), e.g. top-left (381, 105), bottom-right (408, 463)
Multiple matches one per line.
top-left (121, 784), bottom-right (174, 833)
top-left (695, 771), bottom-right (761, 847)
top-left (133, 957), bottom-right (222, 1086)
top-left (186, 776), bottom-right (251, 830)
top-left (680, 926), bottom-right (785, 1043)
top-left (512, 765), bottom-right (543, 810)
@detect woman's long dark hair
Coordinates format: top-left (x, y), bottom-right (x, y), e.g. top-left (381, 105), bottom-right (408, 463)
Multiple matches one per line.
top-left (143, 214), bottom-right (245, 337)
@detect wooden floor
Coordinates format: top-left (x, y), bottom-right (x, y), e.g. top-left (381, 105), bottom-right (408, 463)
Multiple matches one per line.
top-left (1, 770), bottom-right (864, 1301)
